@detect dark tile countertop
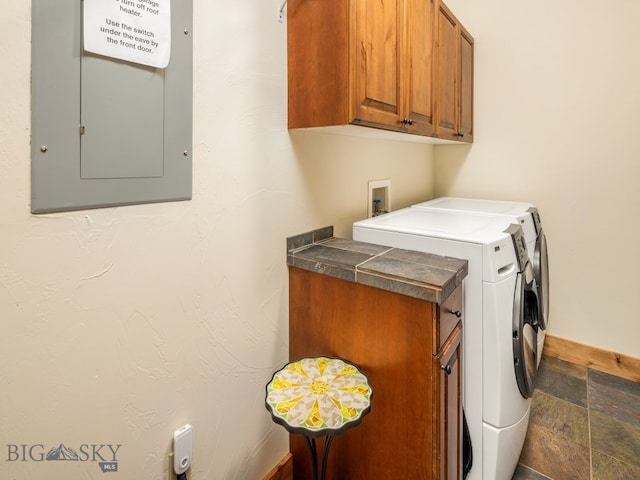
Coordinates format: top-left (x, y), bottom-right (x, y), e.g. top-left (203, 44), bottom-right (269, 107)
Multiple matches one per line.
top-left (287, 226), bottom-right (468, 305)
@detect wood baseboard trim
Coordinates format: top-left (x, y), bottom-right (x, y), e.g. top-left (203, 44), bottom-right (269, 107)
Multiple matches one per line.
top-left (262, 453), bottom-right (293, 480)
top-left (544, 334), bottom-right (640, 382)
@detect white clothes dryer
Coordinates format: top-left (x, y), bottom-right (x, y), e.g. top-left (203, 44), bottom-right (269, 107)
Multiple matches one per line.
top-left (412, 197), bottom-right (550, 363)
top-left (353, 208), bottom-right (540, 480)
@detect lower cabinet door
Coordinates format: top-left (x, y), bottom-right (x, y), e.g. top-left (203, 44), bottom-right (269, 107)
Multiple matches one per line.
top-left (434, 323), bottom-right (463, 480)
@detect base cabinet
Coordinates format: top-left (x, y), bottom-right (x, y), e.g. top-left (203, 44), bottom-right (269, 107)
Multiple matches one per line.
top-left (288, 266), bottom-right (463, 480)
top-left (434, 321), bottom-right (463, 480)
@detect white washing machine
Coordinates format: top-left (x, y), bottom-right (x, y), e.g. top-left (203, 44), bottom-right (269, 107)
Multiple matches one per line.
top-left (353, 208), bottom-right (540, 480)
top-left (412, 197), bottom-right (550, 364)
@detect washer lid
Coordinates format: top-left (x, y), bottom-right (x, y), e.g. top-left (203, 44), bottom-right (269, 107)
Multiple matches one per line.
top-left (513, 264), bottom-right (539, 398)
top-left (353, 207), bottom-right (514, 245)
top-left (412, 198), bottom-right (539, 254)
top-left (413, 197), bottom-right (534, 216)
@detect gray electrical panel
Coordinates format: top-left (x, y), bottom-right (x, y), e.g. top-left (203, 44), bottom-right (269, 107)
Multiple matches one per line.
top-left (31, 0), bottom-right (193, 213)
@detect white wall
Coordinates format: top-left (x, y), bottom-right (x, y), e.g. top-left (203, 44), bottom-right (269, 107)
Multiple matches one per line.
top-left (435, 0), bottom-right (640, 357)
top-left (0, 1), bottom-right (434, 479)
top-left (6, 1), bottom-right (638, 477)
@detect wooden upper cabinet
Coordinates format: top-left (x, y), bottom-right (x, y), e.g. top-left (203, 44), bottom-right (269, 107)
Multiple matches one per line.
top-left (351, 0), bottom-right (404, 130)
top-left (434, 1), bottom-right (474, 142)
top-left (459, 27), bottom-right (474, 140)
top-left (406, 0), bottom-right (436, 136)
top-left (287, 0), bottom-right (351, 129)
top-left (287, 0), bottom-right (472, 142)
top-left (434, 3), bottom-right (458, 139)
top-left (288, 0), bottom-right (435, 136)
top-left (353, 0), bottom-right (435, 135)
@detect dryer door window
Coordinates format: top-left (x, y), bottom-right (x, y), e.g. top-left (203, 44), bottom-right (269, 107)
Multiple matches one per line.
top-left (534, 230), bottom-right (549, 330)
top-left (512, 265), bottom-right (540, 398)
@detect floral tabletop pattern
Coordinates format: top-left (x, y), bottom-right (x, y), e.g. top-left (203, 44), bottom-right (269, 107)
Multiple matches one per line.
top-left (266, 357), bottom-right (372, 438)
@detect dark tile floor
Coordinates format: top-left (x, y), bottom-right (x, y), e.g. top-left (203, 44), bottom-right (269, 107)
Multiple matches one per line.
top-left (512, 356), bottom-right (640, 480)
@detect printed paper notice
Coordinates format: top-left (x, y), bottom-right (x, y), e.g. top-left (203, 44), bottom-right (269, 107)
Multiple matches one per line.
top-left (84, 0), bottom-right (171, 69)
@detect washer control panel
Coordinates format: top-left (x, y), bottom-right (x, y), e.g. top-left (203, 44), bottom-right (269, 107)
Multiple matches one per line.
top-left (504, 224), bottom-right (529, 270)
top-left (527, 206), bottom-right (542, 235)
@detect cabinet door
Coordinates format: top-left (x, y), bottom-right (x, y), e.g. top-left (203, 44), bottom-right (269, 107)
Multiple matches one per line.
top-left (406, 0), bottom-right (435, 135)
top-left (287, 0), bottom-right (350, 129)
top-left (289, 267), bottom-right (438, 480)
top-left (434, 323), bottom-right (462, 480)
top-left (352, 0), bottom-right (404, 129)
top-left (434, 0), bottom-right (459, 141)
top-left (458, 25), bottom-right (474, 141)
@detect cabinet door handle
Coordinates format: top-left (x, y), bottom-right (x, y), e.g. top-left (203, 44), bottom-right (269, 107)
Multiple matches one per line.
top-left (400, 118), bottom-right (414, 126)
top-left (441, 364), bottom-right (453, 375)
top-left (451, 310), bottom-right (462, 318)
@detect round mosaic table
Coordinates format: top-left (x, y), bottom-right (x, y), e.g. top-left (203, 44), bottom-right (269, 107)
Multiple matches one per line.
top-left (265, 356), bottom-right (372, 480)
